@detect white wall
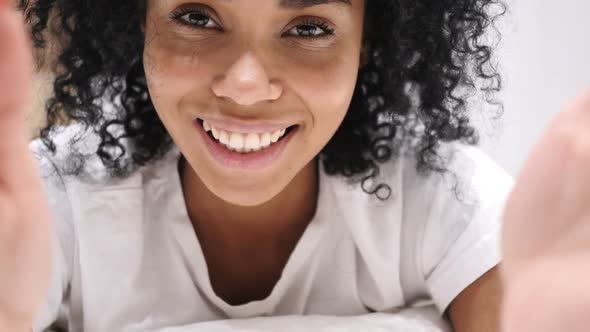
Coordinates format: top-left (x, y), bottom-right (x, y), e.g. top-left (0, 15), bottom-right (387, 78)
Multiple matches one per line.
top-left (477, 0), bottom-right (590, 175)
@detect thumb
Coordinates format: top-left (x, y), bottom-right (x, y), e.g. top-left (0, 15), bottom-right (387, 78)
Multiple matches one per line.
top-left (0, 4), bottom-right (37, 193)
top-left (0, 3), bottom-right (32, 114)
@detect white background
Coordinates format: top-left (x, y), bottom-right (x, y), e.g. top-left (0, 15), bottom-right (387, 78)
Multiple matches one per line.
top-left (477, 0), bottom-right (590, 175)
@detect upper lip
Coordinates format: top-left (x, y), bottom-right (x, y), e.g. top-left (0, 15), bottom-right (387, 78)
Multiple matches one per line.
top-left (196, 116), bottom-right (298, 134)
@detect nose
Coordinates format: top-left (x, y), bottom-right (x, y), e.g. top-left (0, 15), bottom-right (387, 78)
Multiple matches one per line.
top-left (211, 52), bottom-right (283, 106)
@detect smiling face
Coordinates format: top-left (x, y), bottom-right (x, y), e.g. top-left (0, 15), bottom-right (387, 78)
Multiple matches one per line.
top-left (143, 0), bottom-right (365, 206)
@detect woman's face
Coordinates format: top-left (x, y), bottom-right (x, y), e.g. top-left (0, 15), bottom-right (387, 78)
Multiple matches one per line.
top-left (143, 0), bottom-right (365, 206)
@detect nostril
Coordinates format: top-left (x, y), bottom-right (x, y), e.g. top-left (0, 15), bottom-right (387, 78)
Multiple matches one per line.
top-left (211, 76), bottom-right (282, 106)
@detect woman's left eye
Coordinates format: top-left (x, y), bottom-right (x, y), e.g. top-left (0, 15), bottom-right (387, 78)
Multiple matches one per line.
top-left (286, 20), bottom-right (336, 39)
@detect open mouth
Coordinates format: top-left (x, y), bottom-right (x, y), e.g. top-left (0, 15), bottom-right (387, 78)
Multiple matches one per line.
top-left (197, 118), bottom-right (297, 154)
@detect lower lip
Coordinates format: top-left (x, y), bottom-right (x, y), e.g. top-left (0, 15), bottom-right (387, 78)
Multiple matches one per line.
top-left (195, 120), bottom-right (298, 170)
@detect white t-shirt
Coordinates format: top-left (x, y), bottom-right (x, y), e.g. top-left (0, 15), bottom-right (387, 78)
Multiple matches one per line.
top-left (30, 131), bottom-right (513, 332)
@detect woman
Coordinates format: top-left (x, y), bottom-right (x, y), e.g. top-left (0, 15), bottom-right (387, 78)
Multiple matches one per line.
top-left (0, 0), bottom-right (522, 330)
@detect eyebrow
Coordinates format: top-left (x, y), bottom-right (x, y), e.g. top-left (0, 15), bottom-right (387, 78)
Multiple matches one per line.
top-left (278, 0), bottom-right (352, 9)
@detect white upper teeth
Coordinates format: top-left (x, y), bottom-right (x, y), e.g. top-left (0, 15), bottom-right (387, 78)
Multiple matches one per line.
top-left (202, 120), bottom-right (289, 153)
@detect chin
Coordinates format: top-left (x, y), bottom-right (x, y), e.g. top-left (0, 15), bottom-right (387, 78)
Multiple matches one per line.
top-left (207, 180), bottom-right (286, 207)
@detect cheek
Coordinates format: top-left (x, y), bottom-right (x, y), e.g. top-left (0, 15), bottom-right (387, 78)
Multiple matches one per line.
top-left (292, 56), bottom-right (360, 134)
top-left (143, 33), bottom-right (213, 115)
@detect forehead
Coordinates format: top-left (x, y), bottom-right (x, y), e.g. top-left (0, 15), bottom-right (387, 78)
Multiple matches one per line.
top-left (152, 0), bottom-right (353, 9)
top-left (278, 0), bottom-right (352, 8)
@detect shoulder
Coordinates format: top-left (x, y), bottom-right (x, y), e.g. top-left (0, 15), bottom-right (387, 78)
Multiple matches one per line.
top-left (399, 142), bottom-right (513, 203)
top-left (387, 143), bottom-right (513, 246)
top-left (316, 142), bottom-right (513, 244)
top-left (320, 141), bottom-right (513, 269)
top-left (396, 142), bottom-right (514, 254)
top-left (29, 123), bottom-right (180, 244)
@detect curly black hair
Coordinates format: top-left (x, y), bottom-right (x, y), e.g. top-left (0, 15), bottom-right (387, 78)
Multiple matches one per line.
top-left (20, 0), bottom-right (504, 199)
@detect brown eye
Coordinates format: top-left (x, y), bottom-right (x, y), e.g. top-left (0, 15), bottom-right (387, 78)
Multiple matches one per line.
top-left (170, 8), bottom-right (220, 30)
top-left (296, 25), bottom-right (322, 37)
top-left (185, 12), bottom-right (210, 26)
top-left (285, 20), bottom-right (336, 39)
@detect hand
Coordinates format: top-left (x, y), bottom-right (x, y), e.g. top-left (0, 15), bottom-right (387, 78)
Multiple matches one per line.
top-left (501, 90), bottom-right (590, 332)
top-left (0, 0), bottom-right (53, 328)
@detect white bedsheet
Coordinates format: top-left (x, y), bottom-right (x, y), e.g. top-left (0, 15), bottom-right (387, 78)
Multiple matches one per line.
top-left (154, 306), bottom-right (452, 332)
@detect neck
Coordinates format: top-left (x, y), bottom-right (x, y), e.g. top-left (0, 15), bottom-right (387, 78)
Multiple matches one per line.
top-left (180, 158), bottom-right (319, 248)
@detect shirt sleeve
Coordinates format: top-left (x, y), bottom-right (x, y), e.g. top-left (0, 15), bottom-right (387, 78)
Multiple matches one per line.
top-left (420, 145), bottom-right (514, 313)
top-left (29, 140), bottom-right (74, 332)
